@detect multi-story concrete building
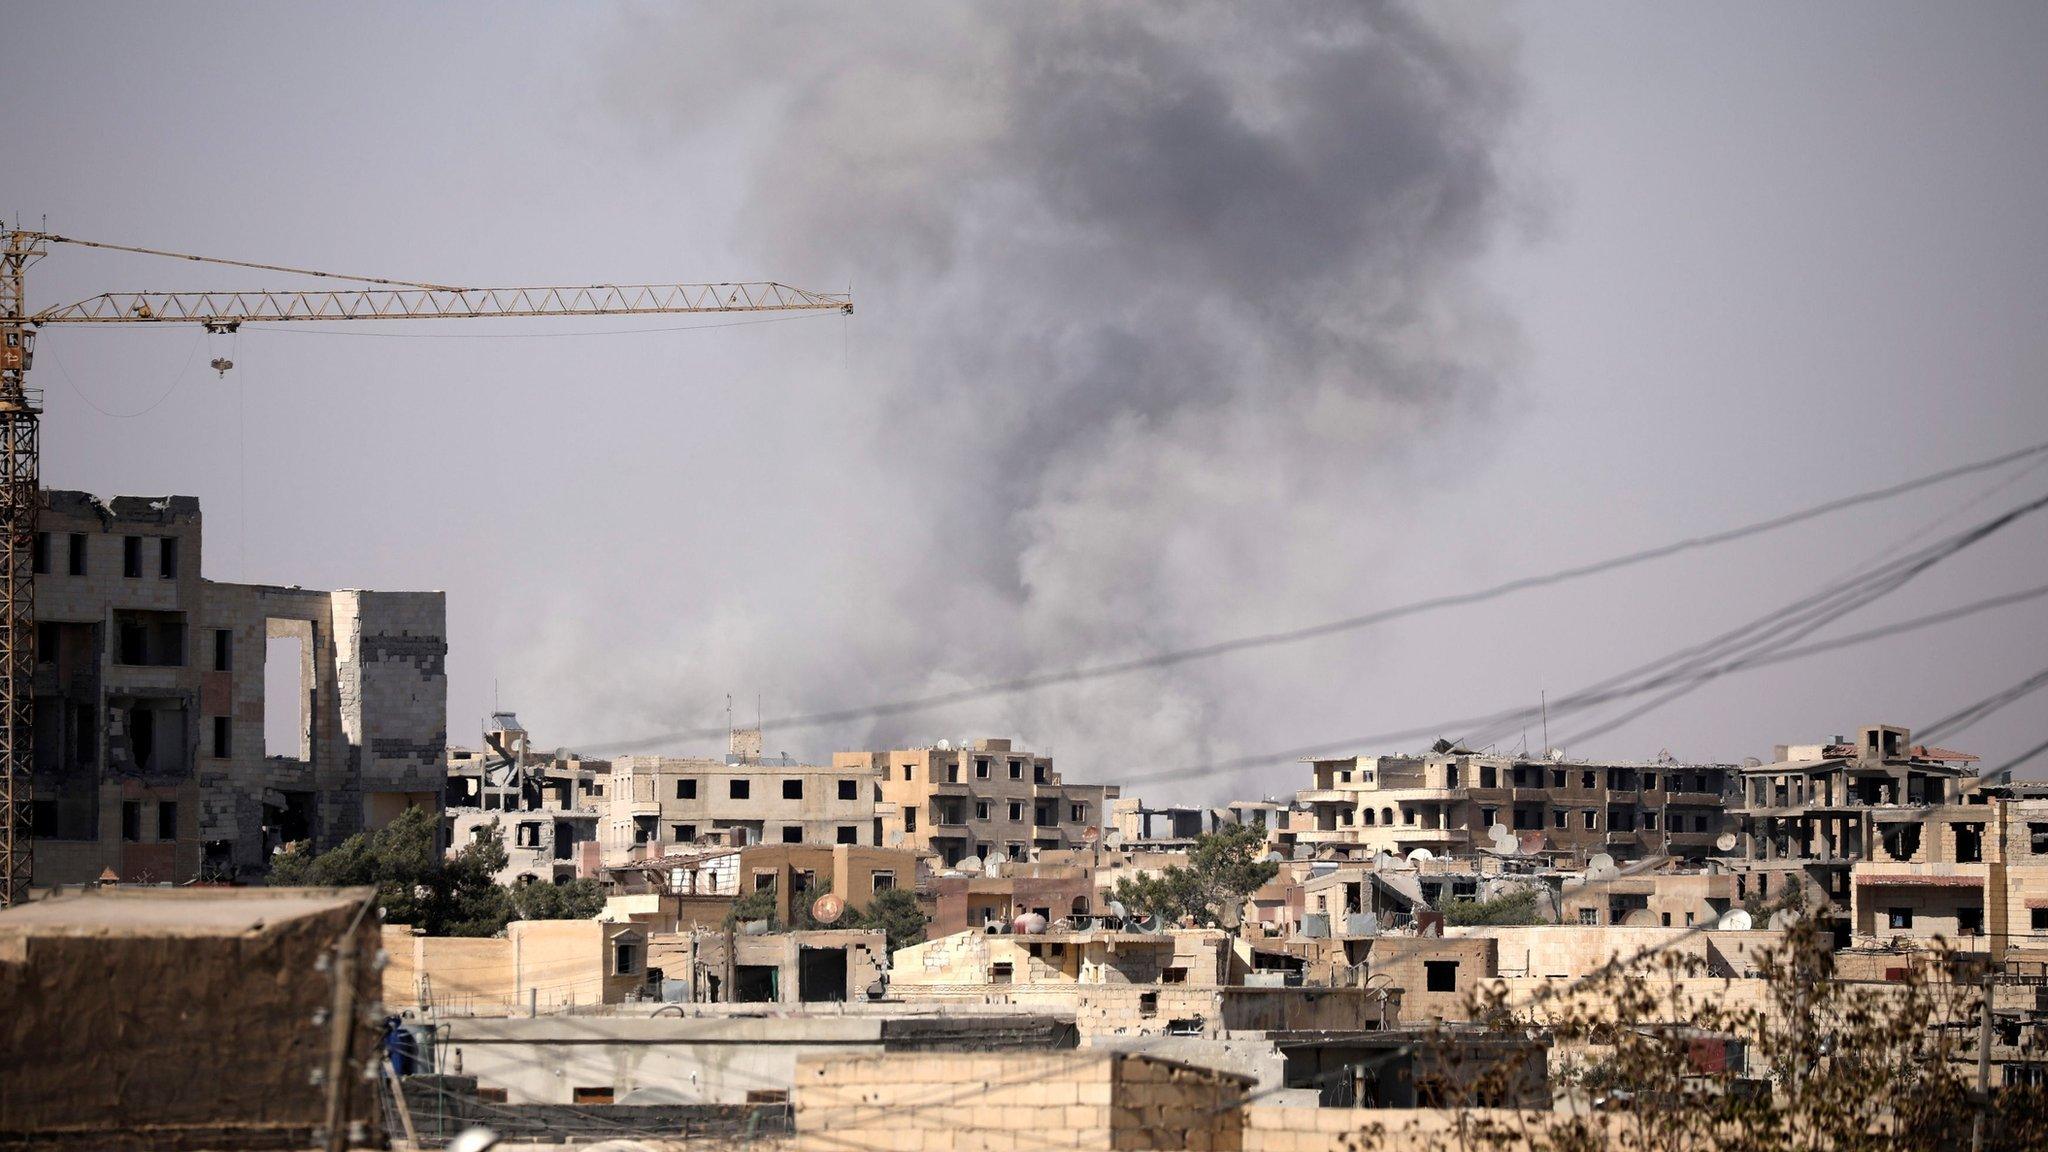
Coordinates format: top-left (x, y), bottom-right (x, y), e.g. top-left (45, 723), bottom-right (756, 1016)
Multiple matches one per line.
top-left (1730, 723), bottom-right (1992, 949)
top-left (837, 738), bottom-right (1119, 866)
top-left (1290, 742), bottom-right (1732, 864)
top-left (443, 712), bottom-right (606, 883)
top-left (31, 490), bottom-right (446, 884)
top-left (601, 730), bottom-right (882, 860)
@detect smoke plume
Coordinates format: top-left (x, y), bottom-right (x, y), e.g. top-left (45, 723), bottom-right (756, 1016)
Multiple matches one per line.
top-left (543, 1), bottom-right (1525, 794)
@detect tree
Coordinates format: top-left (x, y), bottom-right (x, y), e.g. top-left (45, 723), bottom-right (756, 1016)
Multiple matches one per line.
top-left (1441, 888), bottom-right (1542, 927)
top-left (725, 885), bottom-right (779, 929)
top-left (1345, 918), bottom-right (2048, 1152)
top-left (1111, 825), bottom-right (1279, 929)
top-left (508, 877), bottom-right (608, 921)
top-left (266, 807), bottom-right (594, 937)
top-left (855, 886), bottom-right (928, 952)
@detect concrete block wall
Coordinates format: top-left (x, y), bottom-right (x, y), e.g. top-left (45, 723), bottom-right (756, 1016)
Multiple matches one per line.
top-left (792, 1051), bottom-right (1250, 1152)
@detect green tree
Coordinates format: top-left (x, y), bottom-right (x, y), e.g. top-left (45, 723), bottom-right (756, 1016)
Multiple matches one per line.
top-left (508, 877), bottom-right (608, 921)
top-left (725, 885), bottom-right (779, 929)
top-left (267, 806), bottom-right (527, 937)
top-left (1111, 825), bottom-right (1280, 929)
top-left (853, 886), bottom-right (928, 952)
top-left (1440, 887), bottom-right (1542, 927)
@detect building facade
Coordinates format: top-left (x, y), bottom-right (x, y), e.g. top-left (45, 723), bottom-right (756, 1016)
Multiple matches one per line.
top-left (1291, 744), bottom-right (1732, 864)
top-left (601, 730), bottom-right (882, 860)
top-left (31, 490), bottom-right (446, 884)
top-left (839, 738), bottom-right (1119, 866)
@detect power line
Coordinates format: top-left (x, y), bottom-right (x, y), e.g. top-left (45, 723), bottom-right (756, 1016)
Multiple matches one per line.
top-left (570, 438), bottom-right (2048, 755)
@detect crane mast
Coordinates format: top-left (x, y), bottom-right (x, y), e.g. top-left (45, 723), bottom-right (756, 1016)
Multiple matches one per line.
top-left (0, 226), bottom-right (849, 905)
top-left (0, 230), bottom-right (45, 906)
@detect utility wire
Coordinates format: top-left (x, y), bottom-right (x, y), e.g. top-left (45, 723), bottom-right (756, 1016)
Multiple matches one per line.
top-left (570, 438), bottom-right (2048, 755)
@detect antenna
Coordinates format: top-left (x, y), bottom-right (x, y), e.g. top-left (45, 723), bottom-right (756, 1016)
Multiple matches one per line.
top-left (1541, 689), bottom-right (1549, 752)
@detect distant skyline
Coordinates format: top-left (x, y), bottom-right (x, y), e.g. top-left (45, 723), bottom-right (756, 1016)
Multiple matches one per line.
top-left (4, 2), bottom-right (2044, 795)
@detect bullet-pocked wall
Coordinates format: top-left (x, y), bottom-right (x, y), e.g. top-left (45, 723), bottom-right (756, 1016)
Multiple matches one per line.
top-left (30, 490), bottom-right (446, 885)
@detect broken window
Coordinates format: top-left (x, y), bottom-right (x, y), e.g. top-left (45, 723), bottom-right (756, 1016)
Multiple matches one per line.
top-left (613, 941), bottom-right (639, 975)
top-left (1958, 907), bottom-right (1983, 937)
top-left (838, 778), bottom-right (858, 801)
top-left (123, 535), bottom-right (142, 578)
top-left (975, 800), bottom-right (991, 821)
top-left (672, 824), bottom-right (696, 842)
top-left (158, 537), bottom-right (178, 579)
top-left (1583, 810), bottom-right (1596, 829)
top-left (516, 822), bottom-right (542, 848)
top-left (121, 801), bottom-right (141, 842)
top-left (67, 533), bottom-right (85, 576)
top-left (1008, 800), bottom-right (1023, 821)
top-left (903, 806), bottom-right (917, 833)
top-left (1578, 908), bottom-right (1599, 926)
top-left (783, 778), bottom-right (803, 800)
top-left (1888, 907), bottom-right (1913, 930)
top-left (1139, 991), bottom-right (1159, 1017)
top-left (836, 825), bottom-right (858, 844)
top-left (1956, 823), bottom-right (1984, 864)
top-left (2030, 823), bottom-right (2048, 856)
top-left (118, 698), bottom-right (191, 776)
top-left (31, 532), bottom-right (47, 575)
top-left (264, 620), bottom-right (313, 760)
top-left (212, 715), bottom-right (231, 758)
top-left (1553, 809), bottom-right (1566, 829)
top-left (212, 629), bottom-right (232, 672)
top-left (676, 778), bottom-right (697, 800)
top-left (975, 758), bottom-right (989, 779)
top-left (782, 825), bottom-right (802, 844)
top-left (2034, 908), bottom-right (2048, 932)
top-left (990, 962), bottom-right (1013, 985)
top-left (114, 610), bottom-right (185, 666)
top-left (1071, 802), bottom-right (1086, 823)
top-left (1424, 961), bottom-right (1459, 993)
top-left (1009, 759), bottom-right (1023, 779)
top-left (729, 779), bottom-right (750, 800)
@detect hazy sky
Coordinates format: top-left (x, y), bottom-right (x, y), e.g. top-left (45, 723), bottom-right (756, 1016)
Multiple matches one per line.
top-left (4, 2), bottom-right (2044, 798)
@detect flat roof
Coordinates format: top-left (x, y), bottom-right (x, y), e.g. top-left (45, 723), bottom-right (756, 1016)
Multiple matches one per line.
top-left (0, 886), bottom-right (372, 938)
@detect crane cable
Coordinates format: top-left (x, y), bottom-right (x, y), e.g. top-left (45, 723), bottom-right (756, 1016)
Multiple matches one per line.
top-left (40, 232), bottom-right (467, 291)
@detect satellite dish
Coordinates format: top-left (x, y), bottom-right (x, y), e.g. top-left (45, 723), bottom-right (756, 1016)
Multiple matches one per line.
top-left (1263, 851), bottom-right (1285, 864)
top-left (1622, 909), bottom-right (1657, 927)
top-left (1546, 747), bottom-right (1566, 762)
top-left (1407, 848), bottom-right (1434, 863)
top-left (936, 739), bottom-right (953, 750)
top-left (811, 894), bottom-right (845, 925)
top-left (1082, 826), bottom-right (1100, 843)
top-left (1767, 908), bottom-right (1800, 931)
top-left (1586, 853), bottom-right (1618, 880)
top-left (1013, 911), bottom-right (1047, 935)
top-left (964, 856), bottom-right (985, 875)
top-left (1107, 900), bottom-right (1128, 919)
top-left (1717, 909), bottom-right (1754, 931)
top-left (985, 857), bottom-right (1004, 879)
top-left (1486, 825), bottom-right (1517, 854)
top-left (1373, 851), bottom-right (1398, 872)
top-left (1715, 832), bottom-right (1738, 853)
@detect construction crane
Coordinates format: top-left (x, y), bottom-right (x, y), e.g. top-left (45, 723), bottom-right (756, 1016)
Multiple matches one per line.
top-left (0, 226), bottom-right (852, 905)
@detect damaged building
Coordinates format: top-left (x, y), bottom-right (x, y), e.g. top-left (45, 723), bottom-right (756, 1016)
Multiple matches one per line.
top-left (30, 491), bottom-right (446, 884)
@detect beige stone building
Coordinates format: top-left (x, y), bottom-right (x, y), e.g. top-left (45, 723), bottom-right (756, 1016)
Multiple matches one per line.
top-left (443, 712), bottom-right (607, 883)
top-left (839, 738), bottom-right (1118, 866)
top-left (1730, 723), bottom-right (1989, 947)
top-left (601, 730), bottom-right (882, 859)
top-left (1292, 742), bottom-right (1731, 865)
top-left (31, 490), bottom-right (445, 885)
top-left (381, 917), bottom-right (650, 1014)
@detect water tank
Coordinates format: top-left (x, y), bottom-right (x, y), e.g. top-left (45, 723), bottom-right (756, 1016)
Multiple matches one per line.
top-left (1301, 913), bottom-right (1331, 939)
top-left (1013, 912), bottom-right (1048, 935)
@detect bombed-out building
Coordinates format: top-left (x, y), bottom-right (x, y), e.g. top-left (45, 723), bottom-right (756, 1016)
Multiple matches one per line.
top-left (30, 490), bottom-right (446, 884)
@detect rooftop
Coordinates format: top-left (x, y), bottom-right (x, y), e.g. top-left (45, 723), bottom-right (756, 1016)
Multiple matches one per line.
top-left (0, 886), bottom-right (371, 939)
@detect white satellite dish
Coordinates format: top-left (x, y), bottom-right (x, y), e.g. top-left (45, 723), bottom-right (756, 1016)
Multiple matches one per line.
top-left (1714, 832), bottom-right (1738, 853)
top-left (985, 857), bottom-right (1004, 879)
top-left (936, 739), bottom-right (953, 750)
top-left (1767, 908), bottom-right (1800, 931)
top-left (1486, 825), bottom-right (1517, 854)
top-left (1107, 900), bottom-right (1128, 919)
top-left (964, 856), bottom-right (985, 875)
top-left (1546, 747), bottom-right (1566, 762)
top-left (1406, 848), bottom-right (1434, 863)
top-left (1717, 909), bottom-right (1754, 931)
top-left (1264, 851), bottom-right (1285, 864)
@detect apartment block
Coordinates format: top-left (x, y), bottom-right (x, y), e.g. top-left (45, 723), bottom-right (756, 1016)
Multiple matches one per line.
top-left (31, 490), bottom-right (445, 884)
top-left (602, 730), bottom-right (881, 860)
top-left (443, 713), bottom-right (606, 883)
top-left (1730, 723), bottom-right (1989, 946)
top-left (1291, 741), bottom-right (1732, 864)
top-left (837, 738), bottom-right (1119, 866)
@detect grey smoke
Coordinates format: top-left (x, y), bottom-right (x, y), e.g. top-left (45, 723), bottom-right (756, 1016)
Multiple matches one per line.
top-left (547, 1), bottom-right (1525, 787)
